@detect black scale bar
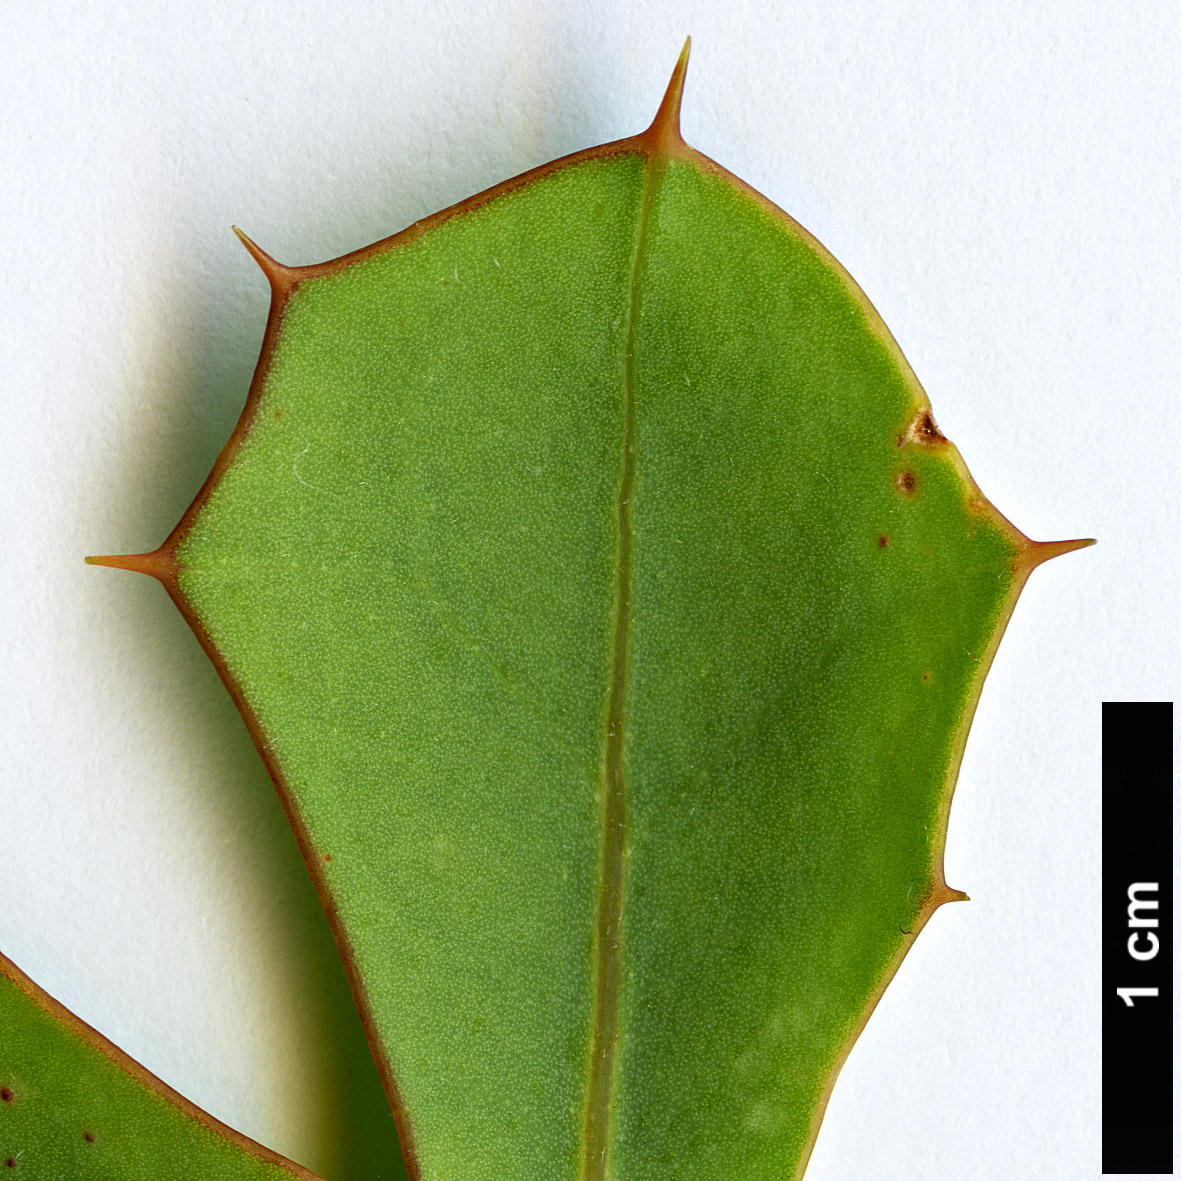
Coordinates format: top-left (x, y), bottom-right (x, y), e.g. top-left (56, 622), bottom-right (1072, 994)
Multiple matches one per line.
top-left (1102, 701), bottom-right (1172, 1174)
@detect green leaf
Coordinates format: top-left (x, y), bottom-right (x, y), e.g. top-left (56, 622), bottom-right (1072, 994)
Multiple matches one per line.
top-left (0, 952), bottom-right (316, 1179)
top-left (84, 42), bottom-right (1089, 1181)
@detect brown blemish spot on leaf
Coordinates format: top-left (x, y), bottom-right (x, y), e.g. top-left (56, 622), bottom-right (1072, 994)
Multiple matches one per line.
top-left (272, 408), bottom-right (285, 422)
top-left (83, 1131), bottom-right (96, 1143)
top-left (4, 1159), bottom-right (13, 1169)
top-left (321, 852), bottom-right (332, 863)
top-left (912, 410), bottom-right (946, 444)
top-left (877, 535), bottom-right (889, 548)
top-left (0, 1086), bottom-right (12, 1103)
top-left (898, 409), bottom-right (947, 447)
top-left (895, 470), bottom-right (917, 495)
top-left (922, 672), bottom-right (931, 683)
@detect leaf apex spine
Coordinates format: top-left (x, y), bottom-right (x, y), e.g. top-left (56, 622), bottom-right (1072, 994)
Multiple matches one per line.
top-left (85, 548), bottom-right (176, 583)
top-left (646, 37), bottom-right (691, 151)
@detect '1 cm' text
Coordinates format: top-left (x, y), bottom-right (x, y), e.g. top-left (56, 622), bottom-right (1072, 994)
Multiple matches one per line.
top-left (1117, 882), bottom-right (1161, 1008)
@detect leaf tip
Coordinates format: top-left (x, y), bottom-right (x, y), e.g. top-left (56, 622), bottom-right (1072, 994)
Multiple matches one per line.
top-left (85, 547), bottom-right (176, 583)
top-left (1016, 535), bottom-right (1096, 573)
top-left (929, 882), bottom-right (970, 909)
top-left (232, 226), bottom-right (297, 295)
top-left (647, 37), bottom-right (691, 149)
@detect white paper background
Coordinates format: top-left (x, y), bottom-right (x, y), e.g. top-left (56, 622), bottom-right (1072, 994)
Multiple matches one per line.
top-left (1, 2), bottom-right (1177, 1178)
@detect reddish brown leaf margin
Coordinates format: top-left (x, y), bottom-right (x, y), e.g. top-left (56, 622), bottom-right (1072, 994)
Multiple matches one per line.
top-left (0, 951), bottom-right (320, 1179)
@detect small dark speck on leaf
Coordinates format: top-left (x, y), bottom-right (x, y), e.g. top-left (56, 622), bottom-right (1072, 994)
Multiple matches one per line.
top-left (896, 471), bottom-right (917, 495)
top-left (84, 1131), bottom-right (96, 1143)
top-left (878, 535), bottom-right (889, 548)
top-left (0, 1087), bottom-right (12, 1103)
top-left (922, 672), bottom-right (931, 683)
top-left (272, 408), bottom-right (285, 422)
top-left (5, 1158), bottom-right (13, 1169)
top-left (322, 852), bottom-right (332, 863)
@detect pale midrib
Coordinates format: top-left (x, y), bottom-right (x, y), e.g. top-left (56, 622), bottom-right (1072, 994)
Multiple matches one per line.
top-left (579, 148), bottom-right (666, 1181)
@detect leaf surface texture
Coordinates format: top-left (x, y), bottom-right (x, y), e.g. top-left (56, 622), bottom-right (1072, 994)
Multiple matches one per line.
top-left (0, 954), bottom-right (317, 1179)
top-left (84, 50), bottom-right (1081, 1181)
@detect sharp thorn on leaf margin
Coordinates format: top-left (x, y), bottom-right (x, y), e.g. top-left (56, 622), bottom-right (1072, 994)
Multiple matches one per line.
top-left (232, 226), bottom-right (298, 295)
top-left (1017, 536), bottom-right (1095, 572)
top-left (85, 548), bottom-right (176, 583)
